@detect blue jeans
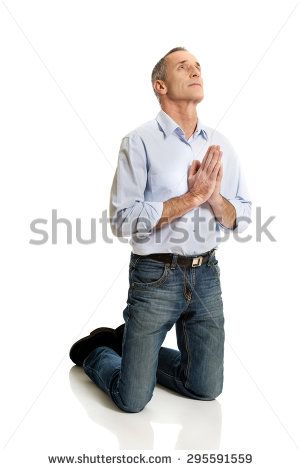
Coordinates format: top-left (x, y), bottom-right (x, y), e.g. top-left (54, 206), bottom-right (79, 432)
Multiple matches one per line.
top-left (83, 249), bottom-right (224, 413)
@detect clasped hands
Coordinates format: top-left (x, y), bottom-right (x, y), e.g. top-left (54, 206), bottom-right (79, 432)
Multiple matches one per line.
top-left (188, 145), bottom-right (223, 205)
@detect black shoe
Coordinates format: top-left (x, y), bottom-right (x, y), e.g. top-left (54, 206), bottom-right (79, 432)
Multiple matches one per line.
top-left (114, 323), bottom-right (125, 355)
top-left (69, 327), bottom-right (118, 366)
top-left (92, 323), bottom-right (125, 357)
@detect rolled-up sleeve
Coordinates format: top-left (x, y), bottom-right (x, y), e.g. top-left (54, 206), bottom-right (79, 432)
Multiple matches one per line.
top-left (109, 133), bottom-right (164, 238)
top-left (218, 149), bottom-right (252, 234)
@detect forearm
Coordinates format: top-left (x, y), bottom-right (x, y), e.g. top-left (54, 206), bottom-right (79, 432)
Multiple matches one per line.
top-left (154, 192), bottom-right (198, 230)
top-left (208, 195), bottom-right (237, 229)
top-left (153, 191), bottom-right (237, 232)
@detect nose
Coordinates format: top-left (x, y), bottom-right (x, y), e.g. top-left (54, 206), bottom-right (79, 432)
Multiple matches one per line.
top-left (189, 64), bottom-right (200, 78)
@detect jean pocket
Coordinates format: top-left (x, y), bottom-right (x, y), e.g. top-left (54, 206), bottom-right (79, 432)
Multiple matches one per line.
top-left (130, 258), bottom-right (170, 289)
top-left (211, 258), bottom-right (221, 277)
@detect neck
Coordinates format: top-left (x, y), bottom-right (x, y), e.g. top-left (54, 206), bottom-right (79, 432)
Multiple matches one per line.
top-left (161, 102), bottom-right (198, 140)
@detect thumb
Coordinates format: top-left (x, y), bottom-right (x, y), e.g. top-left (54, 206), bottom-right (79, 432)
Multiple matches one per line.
top-left (188, 160), bottom-right (195, 176)
top-left (189, 159), bottom-right (201, 175)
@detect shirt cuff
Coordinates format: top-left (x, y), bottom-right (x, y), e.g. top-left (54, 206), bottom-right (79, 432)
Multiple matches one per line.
top-left (114, 200), bottom-right (164, 238)
top-left (135, 201), bottom-right (164, 238)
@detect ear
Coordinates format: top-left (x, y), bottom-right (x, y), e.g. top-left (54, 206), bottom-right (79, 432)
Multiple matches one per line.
top-left (154, 79), bottom-right (167, 97)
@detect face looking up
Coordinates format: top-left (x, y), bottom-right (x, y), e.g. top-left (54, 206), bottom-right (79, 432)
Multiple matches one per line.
top-left (155, 50), bottom-right (204, 105)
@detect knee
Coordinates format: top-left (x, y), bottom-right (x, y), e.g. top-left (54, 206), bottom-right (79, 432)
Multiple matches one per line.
top-left (193, 389), bottom-right (222, 401)
top-left (116, 398), bottom-right (149, 413)
top-left (112, 391), bottom-right (153, 413)
top-left (118, 403), bottom-right (146, 413)
top-left (187, 381), bottom-right (223, 401)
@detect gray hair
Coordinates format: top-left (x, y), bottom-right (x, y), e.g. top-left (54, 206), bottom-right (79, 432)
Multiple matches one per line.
top-left (151, 47), bottom-right (187, 101)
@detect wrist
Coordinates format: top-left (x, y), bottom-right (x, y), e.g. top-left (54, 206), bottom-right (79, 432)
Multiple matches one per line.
top-left (185, 191), bottom-right (204, 208)
top-left (208, 193), bottom-right (223, 207)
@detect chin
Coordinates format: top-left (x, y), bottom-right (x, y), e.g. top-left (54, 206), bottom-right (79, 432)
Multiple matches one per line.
top-left (188, 89), bottom-right (204, 100)
top-left (191, 93), bottom-right (204, 104)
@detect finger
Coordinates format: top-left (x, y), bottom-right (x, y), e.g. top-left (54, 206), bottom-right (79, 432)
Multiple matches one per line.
top-left (201, 145), bottom-right (216, 167)
top-left (216, 163), bottom-right (223, 181)
top-left (211, 158), bottom-right (221, 179)
top-left (190, 159), bottom-right (201, 172)
top-left (218, 154), bottom-right (223, 178)
top-left (217, 152), bottom-right (223, 179)
top-left (207, 148), bottom-right (221, 174)
top-left (194, 160), bottom-right (201, 173)
top-left (202, 145), bottom-right (217, 171)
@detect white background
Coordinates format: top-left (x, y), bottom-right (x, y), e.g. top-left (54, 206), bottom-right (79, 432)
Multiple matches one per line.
top-left (1, 0), bottom-right (300, 468)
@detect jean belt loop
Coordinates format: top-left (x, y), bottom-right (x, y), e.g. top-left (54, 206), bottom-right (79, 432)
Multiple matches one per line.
top-left (208, 247), bottom-right (217, 266)
top-left (170, 254), bottom-right (178, 270)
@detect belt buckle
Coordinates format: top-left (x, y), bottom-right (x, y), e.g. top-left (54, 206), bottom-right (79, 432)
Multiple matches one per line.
top-left (192, 256), bottom-right (203, 267)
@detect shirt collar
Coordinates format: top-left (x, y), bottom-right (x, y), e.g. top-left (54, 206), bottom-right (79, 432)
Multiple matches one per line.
top-left (155, 109), bottom-right (208, 140)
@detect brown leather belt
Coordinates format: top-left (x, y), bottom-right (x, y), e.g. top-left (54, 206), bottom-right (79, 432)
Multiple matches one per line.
top-left (139, 248), bottom-right (216, 268)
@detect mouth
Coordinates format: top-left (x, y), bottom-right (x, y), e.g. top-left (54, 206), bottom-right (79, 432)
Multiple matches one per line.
top-left (189, 83), bottom-right (202, 87)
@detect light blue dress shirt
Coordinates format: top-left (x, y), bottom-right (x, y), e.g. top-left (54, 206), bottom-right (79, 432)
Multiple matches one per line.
top-left (109, 109), bottom-right (252, 256)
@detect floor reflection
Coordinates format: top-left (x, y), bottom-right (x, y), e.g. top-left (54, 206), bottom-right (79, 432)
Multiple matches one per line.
top-left (69, 366), bottom-right (222, 450)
